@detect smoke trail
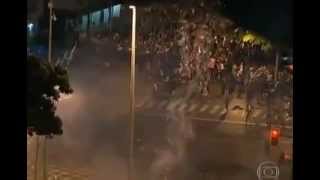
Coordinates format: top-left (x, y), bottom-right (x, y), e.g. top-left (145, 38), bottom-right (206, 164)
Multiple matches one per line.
top-left (149, 79), bottom-right (198, 179)
top-left (150, 111), bottom-right (194, 180)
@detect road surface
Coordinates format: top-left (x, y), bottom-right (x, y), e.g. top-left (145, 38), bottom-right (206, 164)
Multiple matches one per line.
top-left (27, 37), bottom-right (292, 180)
top-left (28, 112), bottom-right (292, 180)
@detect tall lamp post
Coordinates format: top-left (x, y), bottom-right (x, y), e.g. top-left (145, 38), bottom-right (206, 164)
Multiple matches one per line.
top-left (33, 135), bottom-right (40, 180)
top-left (48, 0), bottom-right (53, 64)
top-left (275, 51), bottom-right (279, 82)
top-left (128, 5), bottom-right (136, 180)
top-left (38, 2), bottom-right (54, 180)
top-left (43, 136), bottom-right (48, 180)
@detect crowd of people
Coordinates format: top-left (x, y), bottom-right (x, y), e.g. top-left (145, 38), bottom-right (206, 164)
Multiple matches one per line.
top-left (110, 1), bottom-right (292, 121)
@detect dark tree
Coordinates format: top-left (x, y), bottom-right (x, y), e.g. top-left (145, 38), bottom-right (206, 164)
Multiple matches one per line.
top-left (27, 56), bottom-right (73, 136)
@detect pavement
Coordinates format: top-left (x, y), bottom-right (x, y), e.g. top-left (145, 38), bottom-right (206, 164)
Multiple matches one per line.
top-left (27, 164), bottom-right (93, 180)
top-left (27, 37), bottom-right (292, 180)
top-left (133, 114), bottom-right (292, 180)
top-left (28, 118), bottom-right (292, 180)
top-left (27, 136), bottom-right (94, 180)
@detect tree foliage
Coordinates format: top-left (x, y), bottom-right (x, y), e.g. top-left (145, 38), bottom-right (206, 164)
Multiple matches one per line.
top-left (27, 56), bottom-right (73, 136)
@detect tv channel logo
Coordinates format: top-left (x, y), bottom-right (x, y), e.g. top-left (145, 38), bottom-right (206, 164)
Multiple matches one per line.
top-left (257, 161), bottom-right (279, 180)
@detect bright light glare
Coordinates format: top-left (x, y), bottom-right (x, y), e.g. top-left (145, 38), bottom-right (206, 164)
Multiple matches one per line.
top-left (271, 130), bottom-right (279, 137)
top-left (129, 5), bottom-right (136, 9)
top-left (242, 33), bottom-right (255, 42)
top-left (52, 14), bottom-right (57, 21)
top-left (27, 23), bottom-right (34, 31)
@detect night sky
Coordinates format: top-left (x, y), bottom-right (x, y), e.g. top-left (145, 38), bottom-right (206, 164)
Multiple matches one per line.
top-left (126, 0), bottom-right (293, 47)
top-left (221, 0), bottom-right (292, 47)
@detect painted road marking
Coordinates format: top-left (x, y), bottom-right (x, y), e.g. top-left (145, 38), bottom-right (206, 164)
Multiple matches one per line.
top-left (252, 109), bottom-right (263, 118)
top-left (167, 98), bottom-right (184, 111)
top-left (240, 110), bottom-right (246, 119)
top-left (135, 96), bottom-right (151, 108)
top-left (158, 100), bottom-right (168, 109)
top-left (138, 113), bottom-right (293, 130)
top-left (199, 104), bottom-right (209, 112)
top-left (177, 102), bottom-right (188, 112)
top-left (188, 103), bottom-right (199, 112)
top-left (209, 105), bottom-right (221, 114)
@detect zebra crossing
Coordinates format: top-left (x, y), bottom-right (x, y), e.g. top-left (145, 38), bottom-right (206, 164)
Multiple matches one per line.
top-left (134, 96), bottom-right (276, 126)
top-left (136, 97), bottom-right (239, 116)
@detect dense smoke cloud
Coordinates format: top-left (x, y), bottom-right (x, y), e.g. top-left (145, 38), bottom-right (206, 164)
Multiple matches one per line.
top-left (28, 1), bottom-right (292, 179)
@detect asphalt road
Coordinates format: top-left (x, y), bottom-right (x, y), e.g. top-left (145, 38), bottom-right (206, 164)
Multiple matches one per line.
top-left (134, 113), bottom-right (292, 180)
top-left (27, 38), bottom-right (292, 180)
top-left (27, 113), bottom-right (292, 180)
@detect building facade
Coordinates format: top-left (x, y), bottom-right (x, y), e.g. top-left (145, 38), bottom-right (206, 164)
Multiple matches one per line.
top-left (76, 4), bottom-right (133, 35)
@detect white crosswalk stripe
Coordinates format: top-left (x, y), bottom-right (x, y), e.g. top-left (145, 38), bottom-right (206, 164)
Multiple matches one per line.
top-left (209, 105), bottom-right (221, 114)
top-left (139, 113), bottom-right (293, 130)
top-left (136, 98), bottom-right (272, 118)
top-left (240, 110), bottom-right (246, 119)
top-left (166, 98), bottom-right (184, 111)
top-left (136, 96), bottom-right (152, 108)
top-left (188, 103), bottom-right (199, 112)
top-left (157, 100), bottom-right (169, 109)
top-left (137, 98), bottom-right (226, 115)
top-left (252, 109), bottom-right (264, 118)
top-left (199, 104), bottom-right (209, 112)
top-left (177, 102), bottom-right (188, 112)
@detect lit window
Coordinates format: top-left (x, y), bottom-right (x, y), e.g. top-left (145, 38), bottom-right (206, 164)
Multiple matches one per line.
top-left (91, 11), bottom-right (101, 26)
top-left (104, 8), bottom-right (110, 23)
top-left (81, 15), bottom-right (88, 31)
top-left (112, 4), bottom-right (121, 17)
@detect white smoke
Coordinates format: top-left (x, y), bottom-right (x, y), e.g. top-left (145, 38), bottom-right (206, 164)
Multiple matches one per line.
top-left (149, 79), bottom-right (197, 179)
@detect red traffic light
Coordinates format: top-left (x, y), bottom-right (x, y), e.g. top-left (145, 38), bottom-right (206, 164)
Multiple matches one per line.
top-left (271, 129), bottom-right (280, 138)
top-left (270, 128), bottom-right (280, 146)
top-left (271, 130), bottom-right (278, 137)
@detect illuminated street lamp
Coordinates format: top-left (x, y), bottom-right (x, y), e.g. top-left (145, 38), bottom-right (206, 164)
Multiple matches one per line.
top-left (275, 52), bottom-right (279, 81)
top-left (27, 23), bottom-right (34, 31)
top-left (35, 2), bottom-right (55, 180)
top-left (128, 5), bottom-right (136, 180)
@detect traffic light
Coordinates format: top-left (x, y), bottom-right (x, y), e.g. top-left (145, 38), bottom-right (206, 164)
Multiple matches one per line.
top-left (270, 129), bottom-right (280, 146)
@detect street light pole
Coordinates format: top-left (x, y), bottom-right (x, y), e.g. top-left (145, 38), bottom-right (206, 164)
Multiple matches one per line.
top-left (33, 135), bottom-right (40, 180)
top-left (39, 2), bottom-right (54, 180)
top-left (275, 51), bottom-right (279, 82)
top-left (43, 136), bottom-right (48, 180)
top-left (128, 5), bottom-right (136, 180)
top-left (48, 0), bottom-right (53, 64)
